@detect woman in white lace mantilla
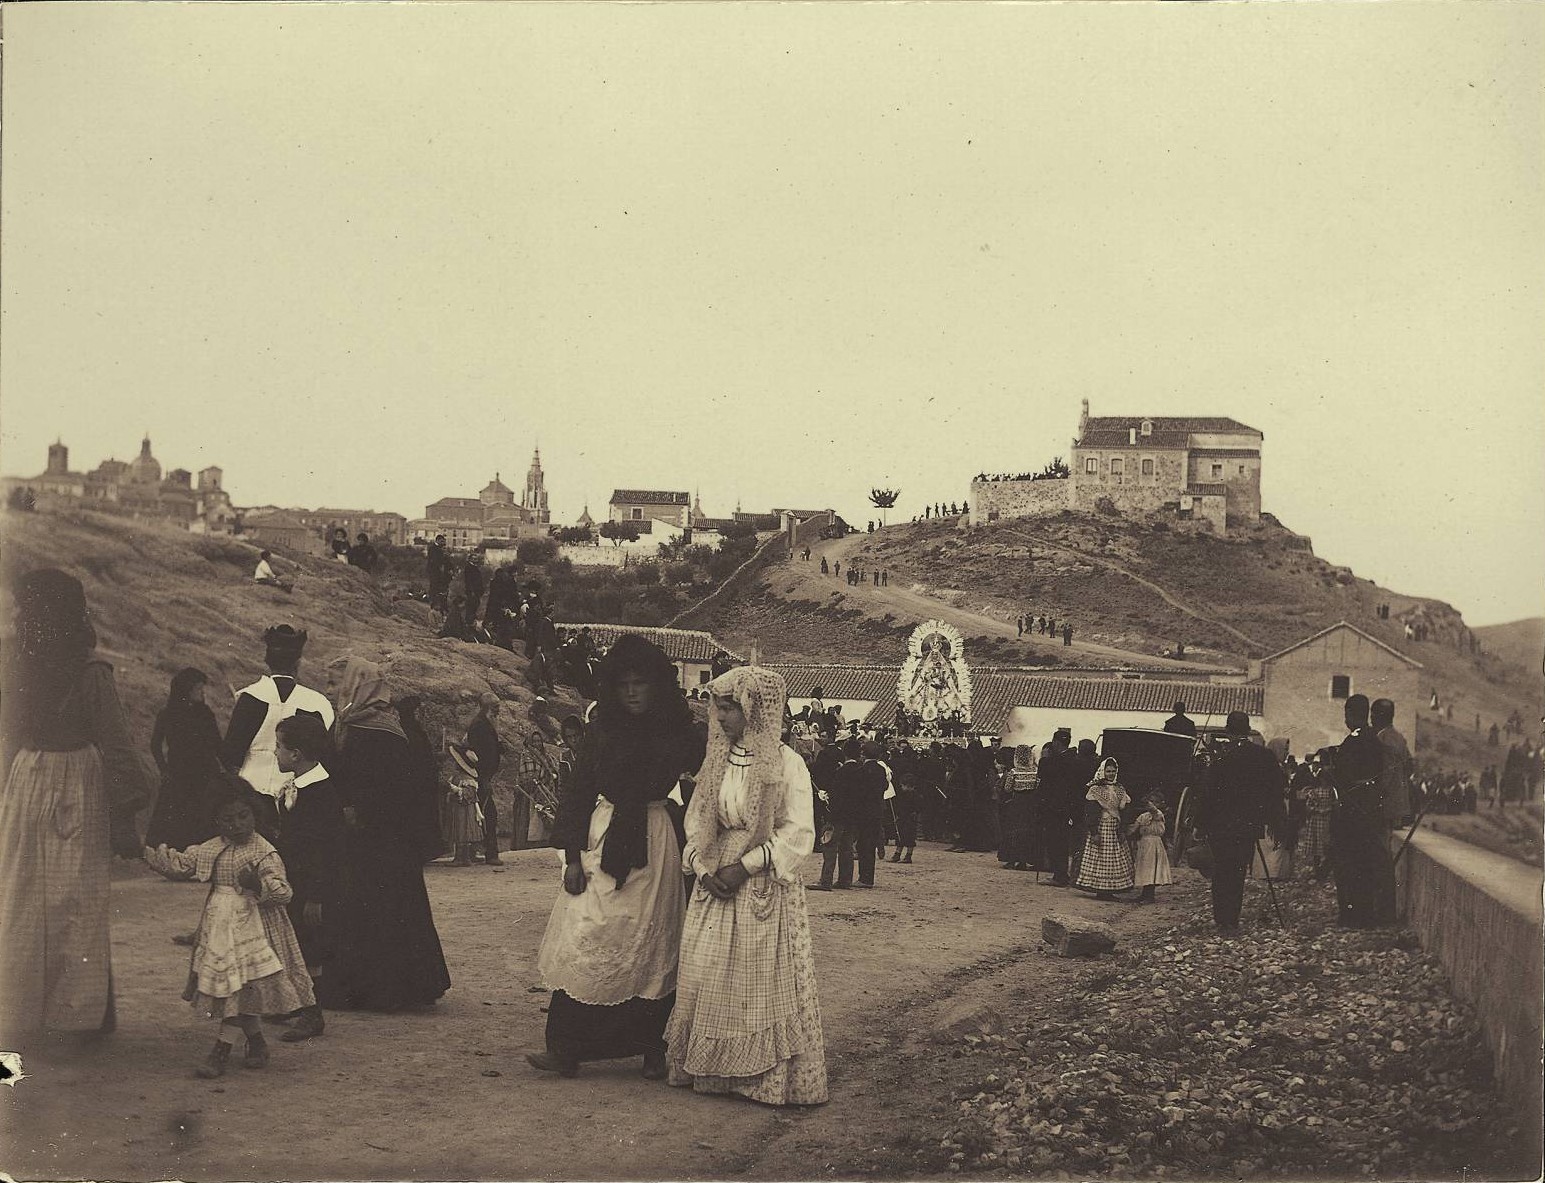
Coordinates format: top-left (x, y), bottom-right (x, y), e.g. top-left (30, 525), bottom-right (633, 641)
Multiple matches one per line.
top-left (666, 665), bottom-right (828, 1106)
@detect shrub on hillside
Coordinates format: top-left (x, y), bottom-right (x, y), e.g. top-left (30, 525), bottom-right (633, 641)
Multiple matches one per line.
top-left (634, 561), bottom-right (661, 585)
top-left (517, 537), bottom-right (558, 565)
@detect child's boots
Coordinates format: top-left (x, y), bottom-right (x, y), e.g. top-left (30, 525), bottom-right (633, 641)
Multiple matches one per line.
top-left (244, 1030), bottom-right (271, 1069)
top-left (195, 1040), bottom-right (232, 1079)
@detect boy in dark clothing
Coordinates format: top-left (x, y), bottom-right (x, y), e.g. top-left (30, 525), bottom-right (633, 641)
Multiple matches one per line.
top-left (273, 713), bottom-right (345, 1041)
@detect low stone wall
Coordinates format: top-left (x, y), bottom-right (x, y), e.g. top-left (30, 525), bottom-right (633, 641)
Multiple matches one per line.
top-left (1393, 828), bottom-right (1543, 1147)
top-left (968, 477), bottom-right (1069, 525)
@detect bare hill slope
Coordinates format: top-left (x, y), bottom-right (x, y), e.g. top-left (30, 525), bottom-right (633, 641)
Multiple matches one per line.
top-left (694, 512), bottom-right (1540, 769)
top-left (0, 510), bottom-right (582, 834)
top-left (1475, 618), bottom-right (1545, 678)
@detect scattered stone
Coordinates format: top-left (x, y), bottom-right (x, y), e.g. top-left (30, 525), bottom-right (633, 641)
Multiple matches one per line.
top-left (1041, 912), bottom-right (1117, 958)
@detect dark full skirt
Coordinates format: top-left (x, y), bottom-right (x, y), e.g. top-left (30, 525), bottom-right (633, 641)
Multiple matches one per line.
top-left (999, 793), bottom-right (1037, 863)
top-left (546, 989), bottom-right (674, 1061)
top-left (316, 833), bottom-right (451, 1011)
top-left (145, 770), bottom-right (220, 850)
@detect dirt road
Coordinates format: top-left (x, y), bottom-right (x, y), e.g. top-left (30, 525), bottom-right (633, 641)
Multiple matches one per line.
top-left (1, 847), bottom-right (1195, 1181)
top-left (798, 534), bottom-right (1221, 672)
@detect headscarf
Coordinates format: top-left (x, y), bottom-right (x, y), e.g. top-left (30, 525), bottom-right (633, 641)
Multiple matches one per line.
top-left (686, 665), bottom-right (789, 874)
top-left (1085, 756), bottom-right (1129, 818)
top-left (4, 568), bottom-right (99, 747)
top-left (1004, 743), bottom-right (1039, 793)
top-left (565, 635), bottom-right (698, 886)
top-left (331, 656), bottom-right (406, 741)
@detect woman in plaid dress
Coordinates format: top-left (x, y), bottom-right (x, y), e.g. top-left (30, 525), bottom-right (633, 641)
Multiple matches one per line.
top-left (667, 666), bottom-right (828, 1106)
top-left (1073, 757), bottom-right (1134, 899)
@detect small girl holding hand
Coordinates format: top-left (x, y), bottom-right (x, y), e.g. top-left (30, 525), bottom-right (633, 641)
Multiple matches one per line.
top-left (1129, 790), bottom-right (1173, 903)
top-left (145, 793), bottom-right (315, 1077)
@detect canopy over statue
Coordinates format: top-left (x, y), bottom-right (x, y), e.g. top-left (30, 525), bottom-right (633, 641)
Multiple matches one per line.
top-left (897, 620), bottom-right (973, 736)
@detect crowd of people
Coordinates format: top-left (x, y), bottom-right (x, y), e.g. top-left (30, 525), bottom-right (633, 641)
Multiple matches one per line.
top-left (0, 572), bottom-right (829, 1106)
top-left (1017, 612), bottom-right (1074, 646)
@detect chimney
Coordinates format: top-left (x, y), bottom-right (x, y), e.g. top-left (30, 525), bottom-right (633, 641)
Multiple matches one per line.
top-left (1129, 427), bottom-right (1137, 445)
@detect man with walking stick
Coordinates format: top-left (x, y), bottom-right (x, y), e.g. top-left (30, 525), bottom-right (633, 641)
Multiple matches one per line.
top-left (1191, 711), bottom-right (1287, 936)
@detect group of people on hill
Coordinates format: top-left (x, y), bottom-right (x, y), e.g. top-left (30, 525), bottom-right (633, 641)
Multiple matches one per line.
top-left (913, 502), bottom-right (963, 521)
top-left (1018, 613), bottom-right (1074, 646)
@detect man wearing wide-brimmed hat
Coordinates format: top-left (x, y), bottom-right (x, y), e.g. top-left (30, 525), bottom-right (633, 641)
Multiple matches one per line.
top-left (1192, 710), bottom-right (1286, 935)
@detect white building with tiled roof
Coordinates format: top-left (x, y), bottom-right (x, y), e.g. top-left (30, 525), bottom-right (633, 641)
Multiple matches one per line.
top-left (559, 624), bottom-right (741, 691)
top-left (609, 489), bottom-right (691, 528)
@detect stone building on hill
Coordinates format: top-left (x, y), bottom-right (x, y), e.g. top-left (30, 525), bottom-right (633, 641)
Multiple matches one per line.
top-left (408, 450), bottom-right (552, 547)
top-left (3, 437), bottom-right (234, 533)
top-left (968, 400), bottom-right (1264, 535)
top-left (609, 489), bottom-right (691, 529)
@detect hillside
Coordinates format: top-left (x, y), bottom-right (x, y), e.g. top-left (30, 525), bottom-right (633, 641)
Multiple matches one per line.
top-left (693, 511), bottom-right (1541, 774)
top-left (1475, 617), bottom-right (1545, 678)
top-left (0, 509), bottom-right (583, 835)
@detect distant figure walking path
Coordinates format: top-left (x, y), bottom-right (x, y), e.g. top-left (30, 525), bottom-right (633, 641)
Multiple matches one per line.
top-left (794, 534), bottom-right (1228, 671)
top-left (1000, 527), bottom-right (1265, 655)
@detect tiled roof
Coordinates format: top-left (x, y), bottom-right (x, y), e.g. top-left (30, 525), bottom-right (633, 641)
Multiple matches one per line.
top-left (559, 624), bottom-right (741, 665)
top-left (768, 665), bottom-right (1263, 734)
top-left (1259, 621), bottom-right (1423, 669)
top-left (1085, 416), bottom-right (1261, 436)
top-left (610, 490), bottom-right (689, 506)
top-left (244, 511), bottom-right (312, 530)
top-left (1076, 430), bottom-right (1192, 450)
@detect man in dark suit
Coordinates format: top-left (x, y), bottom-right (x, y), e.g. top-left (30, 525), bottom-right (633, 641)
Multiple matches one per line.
top-left (813, 741), bottom-right (866, 890)
top-left (1163, 701), bottom-right (1198, 737)
top-left (1036, 728), bottom-right (1078, 885)
top-left (1331, 694), bottom-right (1395, 928)
top-left (1192, 711), bottom-right (1285, 934)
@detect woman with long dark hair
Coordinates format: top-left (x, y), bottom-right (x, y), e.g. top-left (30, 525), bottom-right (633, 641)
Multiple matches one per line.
top-left (146, 668), bottom-right (225, 850)
top-left (1, 568), bottom-right (149, 1040)
top-left (530, 635), bottom-right (704, 1078)
top-left (315, 657), bottom-right (450, 1012)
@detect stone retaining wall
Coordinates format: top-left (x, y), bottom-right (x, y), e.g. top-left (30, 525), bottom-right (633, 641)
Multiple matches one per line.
top-left (1393, 828), bottom-right (1543, 1149)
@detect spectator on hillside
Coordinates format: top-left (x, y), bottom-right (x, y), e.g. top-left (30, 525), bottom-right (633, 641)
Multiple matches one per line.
top-left (464, 692), bottom-right (505, 866)
top-left (463, 551), bottom-right (487, 633)
top-left (348, 533), bottom-right (378, 573)
top-left (253, 551), bottom-right (293, 594)
top-left (426, 535), bottom-right (452, 613)
top-left (330, 528), bottom-right (351, 563)
top-left (1062, 622), bottom-right (1073, 647)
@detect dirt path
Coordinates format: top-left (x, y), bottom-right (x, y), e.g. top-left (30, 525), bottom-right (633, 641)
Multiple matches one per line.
top-left (1, 848), bottom-right (1196, 1182)
top-left (799, 534), bottom-right (1222, 672)
top-left (998, 527), bottom-right (1265, 654)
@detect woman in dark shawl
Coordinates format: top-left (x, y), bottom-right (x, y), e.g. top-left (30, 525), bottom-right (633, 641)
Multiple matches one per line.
top-left (530, 635), bottom-right (705, 1078)
top-left (146, 668), bottom-right (225, 850)
top-left (394, 695), bottom-right (447, 863)
top-left (998, 744), bottom-right (1040, 870)
top-left (315, 657), bottom-right (450, 1012)
top-left (0, 568), bottom-right (149, 1040)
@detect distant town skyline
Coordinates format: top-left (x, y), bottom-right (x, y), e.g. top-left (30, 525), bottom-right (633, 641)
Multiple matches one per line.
top-left (2, 3), bottom-right (1541, 626)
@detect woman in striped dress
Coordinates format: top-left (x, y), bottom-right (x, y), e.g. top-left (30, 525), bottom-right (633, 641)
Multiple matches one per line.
top-left (1073, 757), bottom-right (1134, 899)
top-left (667, 666), bottom-right (828, 1106)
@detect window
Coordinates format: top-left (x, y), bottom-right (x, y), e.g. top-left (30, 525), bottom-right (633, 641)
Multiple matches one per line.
top-left (1141, 420), bottom-right (1153, 436)
top-left (1141, 458), bottom-right (1154, 476)
top-left (1110, 458), bottom-right (1124, 476)
top-left (630, 507), bottom-right (643, 521)
top-left (1239, 464), bottom-right (1247, 475)
top-left (1211, 463), bottom-right (1223, 479)
top-left (699, 669), bottom-right (711, 684)
top-left (1084, 457), bottom-right (1098, 474)
top-left (1330, 675), bottom-right (1351, 700)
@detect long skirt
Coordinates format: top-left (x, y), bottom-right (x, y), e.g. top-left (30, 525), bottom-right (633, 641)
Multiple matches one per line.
top-left (183, 887), bottom-right (315, 1019)
top-left (145, 770), bottom-right (217, 851)
top-left (1074, 813), bottom-right (1135, 892)
top-left (1296, 811), bottom-right (1332, 878)
top-left (1133, 835), bottom-right (1174, 887)
top-left (0, 748), bottom-right (115, 1038)
top-left (537, 800), bottom-right (683, 1060)
top-left (999, 793), bottom-right (1036, 863)
top-left (316, 830), bottom-right (451, 1012)
top-left (667, 868), bottom-right (828, 1106)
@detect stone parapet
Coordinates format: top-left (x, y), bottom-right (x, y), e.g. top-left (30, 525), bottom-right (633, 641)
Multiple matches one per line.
top-left (1393, 828), bottom-right (1543, 1151)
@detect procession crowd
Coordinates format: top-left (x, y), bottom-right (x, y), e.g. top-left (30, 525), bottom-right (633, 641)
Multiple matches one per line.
top-left (0, 568), bottom-right (826, 1107)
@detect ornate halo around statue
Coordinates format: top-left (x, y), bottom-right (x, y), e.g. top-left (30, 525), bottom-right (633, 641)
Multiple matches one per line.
top-left (897, 619), bottom-right (973, 737)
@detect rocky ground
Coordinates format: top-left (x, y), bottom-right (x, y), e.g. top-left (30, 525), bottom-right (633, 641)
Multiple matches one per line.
top-left (3, 847), bottom-right (1534, 1181)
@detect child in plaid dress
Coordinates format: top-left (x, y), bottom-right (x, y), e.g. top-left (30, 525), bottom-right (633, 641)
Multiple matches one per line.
top-left (1073, 757), bottom-right (1134, 899)
top-left (444, 744), bottom-right (485, 866)
top-left (144, 796), bottom-right (314, 1078)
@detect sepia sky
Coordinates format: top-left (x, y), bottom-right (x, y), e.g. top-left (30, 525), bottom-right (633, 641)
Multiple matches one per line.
top-left (2, 2), bottom-right (1542, 625)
